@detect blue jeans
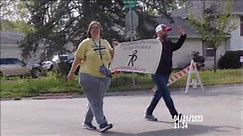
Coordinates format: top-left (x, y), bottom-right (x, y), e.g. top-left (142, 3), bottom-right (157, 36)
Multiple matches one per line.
top-left (145, 74), bottom-right (178, 118)
top-left (79, 73), bottom-right (111, 127)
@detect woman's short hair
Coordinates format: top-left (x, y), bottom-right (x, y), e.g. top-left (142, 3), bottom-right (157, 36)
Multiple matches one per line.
top-left (87, 21), bottom-right (102, 38)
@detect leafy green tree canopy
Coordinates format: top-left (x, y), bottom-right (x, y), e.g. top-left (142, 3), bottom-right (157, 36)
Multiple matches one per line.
top-left (16, 0), bottom-right (186, 61)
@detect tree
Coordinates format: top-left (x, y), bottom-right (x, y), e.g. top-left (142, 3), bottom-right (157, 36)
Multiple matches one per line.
top-left (19, 0), bottom-right (187, 60)
top-left (19, 0), bottom-right (127, 61)
top-left (187, 0), bottom-right (238, 72)
top-left (1, 0), bottom-right (17, 20)
top-left (136, 0), bottom-right (187, 39)
top-left (1, 0), bottom-right (32, 33)
top-left (16, 0), bottom-right (186, 76)
top-left (1, 20), bottom-right (32, 33)
top-left (137, 0), bottom-right (187, 23)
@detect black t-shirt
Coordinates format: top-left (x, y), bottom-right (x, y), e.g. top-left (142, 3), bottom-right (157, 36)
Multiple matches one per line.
top-left (156, 34), bottom-right (187, 75)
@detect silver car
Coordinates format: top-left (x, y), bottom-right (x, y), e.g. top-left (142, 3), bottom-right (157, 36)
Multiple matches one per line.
top-left (0, 58), bottom-right (45, 78)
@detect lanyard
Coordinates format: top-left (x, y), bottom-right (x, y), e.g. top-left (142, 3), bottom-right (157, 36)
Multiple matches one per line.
top-left (92, 39), bottom-right (103, 61)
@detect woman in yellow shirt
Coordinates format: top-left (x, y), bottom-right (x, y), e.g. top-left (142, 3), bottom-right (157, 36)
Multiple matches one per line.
top-left (67, 21), bottom-right (113, 133)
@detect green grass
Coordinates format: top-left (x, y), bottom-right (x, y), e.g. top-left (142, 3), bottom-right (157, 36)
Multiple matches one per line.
top-left (0, 74), bottom-right (80, 98)
top-left (170, 69), bottom-right (243, 88)
top-left (0, 69), bottom-right (242, 99)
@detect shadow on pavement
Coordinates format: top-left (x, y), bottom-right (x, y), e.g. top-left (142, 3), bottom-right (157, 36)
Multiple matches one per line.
top-left (136, 124), bottom-right (240, 136)
top-left (101, 124), bottom-right (240, 136)
top-left (101, 131), bottom-right (133, 136)
top-left (156, 120), bottom-right (173, 124)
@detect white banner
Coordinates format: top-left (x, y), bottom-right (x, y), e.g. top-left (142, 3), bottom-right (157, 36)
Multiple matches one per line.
top-left (110, 39), bottom-right (162, 74)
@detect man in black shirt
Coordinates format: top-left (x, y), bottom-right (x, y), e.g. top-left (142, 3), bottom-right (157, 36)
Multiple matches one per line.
top-left (144, 24), bottom-right (187, 121)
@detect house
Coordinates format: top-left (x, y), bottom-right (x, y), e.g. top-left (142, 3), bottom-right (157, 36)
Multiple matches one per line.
top-left (0, 31), bottom-right (25, 59)
top-left (0, 31), bottom-right (47, 62)
top-left (169, 0), bottom-right (243, 69)
top-left (0, 31), bottom-right (74, 63)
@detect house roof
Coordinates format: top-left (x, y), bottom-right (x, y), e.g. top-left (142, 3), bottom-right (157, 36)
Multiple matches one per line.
top-left (171, 0), bottom-right (243, 17)
top-left (0, 31), bottom-right (25, 45)
top-left (233, 0), bottom-right (243, 14)
top-left (152, 17), bottom-right (200, 39)
top-left (170, 8), bottom-right (187, 19)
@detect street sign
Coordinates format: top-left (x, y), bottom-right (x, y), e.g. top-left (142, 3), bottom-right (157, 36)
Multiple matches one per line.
top-left (123, 0), bottom-right (137, 8)
top-left (125, 10), bottom-right (138, 31)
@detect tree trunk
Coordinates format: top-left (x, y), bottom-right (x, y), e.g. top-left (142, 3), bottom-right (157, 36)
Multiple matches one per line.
top-left (213, 48), bottom-right (217, 72)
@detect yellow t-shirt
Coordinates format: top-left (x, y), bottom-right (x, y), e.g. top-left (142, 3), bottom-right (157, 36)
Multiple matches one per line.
top-left (75, 38), bottom-right (113, 78)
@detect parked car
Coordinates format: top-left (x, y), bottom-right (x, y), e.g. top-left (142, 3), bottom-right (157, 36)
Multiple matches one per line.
top-left (42, 54), bottom-right (69, 71)
top-left (31, 62), bottom-right (47, 78)
top-left (0, 58), bottom-right (46, 78)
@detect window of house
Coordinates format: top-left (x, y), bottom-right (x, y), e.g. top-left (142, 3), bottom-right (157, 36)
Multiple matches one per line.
top-left (206, 48), bottom-right (214, 57)
top-left (241, 16), bottom-right (243, 36)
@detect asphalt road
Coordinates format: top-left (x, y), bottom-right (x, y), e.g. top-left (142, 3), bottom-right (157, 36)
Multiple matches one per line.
top-left (1, 84), bottom-right (242, 136)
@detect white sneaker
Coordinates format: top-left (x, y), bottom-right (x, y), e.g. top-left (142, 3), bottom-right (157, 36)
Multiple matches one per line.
top-left (82, 123), bottom-right (96, 130)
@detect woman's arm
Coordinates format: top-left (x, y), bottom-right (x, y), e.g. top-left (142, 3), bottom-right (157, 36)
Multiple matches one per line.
top-left (67, 56), bottom-right (81, 81)
top-left (110, 49), bottom-right (114, 59)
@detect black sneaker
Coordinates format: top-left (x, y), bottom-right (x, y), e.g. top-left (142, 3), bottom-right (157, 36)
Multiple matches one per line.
top-left (100, 123), bottom-right (113, 133)
top-left (82, 123), bottom-right (97, 130)
top-left (144, 114), bottom-right (158, 121)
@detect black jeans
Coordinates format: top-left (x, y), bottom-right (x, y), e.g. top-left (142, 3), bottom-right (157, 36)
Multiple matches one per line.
top-left (145, 74), bottom-right (178, 118)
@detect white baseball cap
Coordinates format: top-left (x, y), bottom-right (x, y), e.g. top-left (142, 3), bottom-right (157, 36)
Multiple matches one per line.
top-left (155, 24), bottom-right (172, 33)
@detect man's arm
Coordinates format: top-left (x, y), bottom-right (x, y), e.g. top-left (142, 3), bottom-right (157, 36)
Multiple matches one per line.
top-left (171, 34), bottom-right (187, 51)
top-left (172, 27), bottom-right (187, 51)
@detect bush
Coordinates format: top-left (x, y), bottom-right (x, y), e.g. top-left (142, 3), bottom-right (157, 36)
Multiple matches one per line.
top-left (218, 50), bottom-right (243, 69)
